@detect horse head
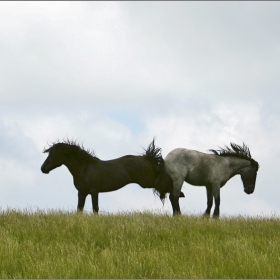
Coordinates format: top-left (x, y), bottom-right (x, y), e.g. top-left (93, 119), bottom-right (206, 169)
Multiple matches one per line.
top-left (41, 143), bottom-right (67, 174)
top-left (240, 160), bottom-right (259, 194)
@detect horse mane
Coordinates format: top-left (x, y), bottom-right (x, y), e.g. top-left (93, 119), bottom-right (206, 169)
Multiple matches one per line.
top-left (209, 142), bottom-right (259, 170)
top-left (43, 138), bottom-right (98, 160)
top-left (142, 138), bottom-right (163, 169)
top-left (142, 138), bottom-right (171, 202)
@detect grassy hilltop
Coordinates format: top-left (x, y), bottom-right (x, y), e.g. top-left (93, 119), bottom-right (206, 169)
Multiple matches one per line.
top-left (0, 209), bottom-right (280, 278)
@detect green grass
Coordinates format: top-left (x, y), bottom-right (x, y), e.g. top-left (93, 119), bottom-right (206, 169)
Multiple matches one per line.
top-left (0, 208), bottom-right (280, 278)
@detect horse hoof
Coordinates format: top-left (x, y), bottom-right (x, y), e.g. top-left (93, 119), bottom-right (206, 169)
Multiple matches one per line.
top-left (202, 213), bottom-right (210, 219)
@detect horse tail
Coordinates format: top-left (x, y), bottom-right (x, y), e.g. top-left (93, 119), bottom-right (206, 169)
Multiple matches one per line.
top-left (143, 138), bottom-right (173, 203)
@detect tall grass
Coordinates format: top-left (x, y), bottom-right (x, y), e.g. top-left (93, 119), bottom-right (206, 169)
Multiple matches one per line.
top-left (0, 208), bottom-right (280, 278)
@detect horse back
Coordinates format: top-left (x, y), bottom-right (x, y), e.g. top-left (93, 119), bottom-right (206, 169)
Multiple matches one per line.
top-left (164, 148), bottom-right (230, 187)
top-left (91, 155), bottom-right (155, 192)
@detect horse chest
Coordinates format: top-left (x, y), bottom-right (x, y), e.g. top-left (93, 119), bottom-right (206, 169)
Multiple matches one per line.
top-left (73, 177), bottom-right (94, 193)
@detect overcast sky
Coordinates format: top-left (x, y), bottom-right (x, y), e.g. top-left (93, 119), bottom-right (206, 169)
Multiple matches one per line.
top-left (1, 1), bottom-right (280, 217)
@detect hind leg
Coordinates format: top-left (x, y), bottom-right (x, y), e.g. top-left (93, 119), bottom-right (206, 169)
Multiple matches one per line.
top-left (169, 193), bottom-right (181, 215)
top-left (91, 189), bottom-right (99, 214)
top-left (169, 179), bottom-right (184, 216)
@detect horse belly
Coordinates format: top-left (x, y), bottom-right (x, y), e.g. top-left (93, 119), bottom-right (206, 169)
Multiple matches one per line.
top-left (96, 171), bottom-right (133, 193)
top-left (185, 170), bottom-right (209, 187)
top-left (97, 181), bottom-right (130, 193)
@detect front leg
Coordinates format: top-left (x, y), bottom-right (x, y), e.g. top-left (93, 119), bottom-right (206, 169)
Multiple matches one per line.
top-left (91, 189), bottom-right (99, 214)
top-left (212, 185), bottom-right (221, 218)
top-left (77, 191), bottom-right (87, 213)
top-left (204, 186), bottom-right (213, 217)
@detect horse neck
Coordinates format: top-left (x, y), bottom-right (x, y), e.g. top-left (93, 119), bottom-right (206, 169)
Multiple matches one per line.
top-left (63, 154), bottom-right (93, 178)
top-left (227, 156), bottom-right (252, 176)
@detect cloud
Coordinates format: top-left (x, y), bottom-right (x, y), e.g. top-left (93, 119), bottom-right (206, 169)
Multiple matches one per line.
top-left (0, 2), bottom-right (280, 216)
top-left (2, 2), bottom-right (279, 106)
top-left (0, 158), bottom-right (35, 190)
top-left (119, 2), bottom-right (280, 102)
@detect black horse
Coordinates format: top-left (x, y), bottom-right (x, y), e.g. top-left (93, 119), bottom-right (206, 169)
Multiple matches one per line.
top-left (41, 138), bottom-right (176, 213)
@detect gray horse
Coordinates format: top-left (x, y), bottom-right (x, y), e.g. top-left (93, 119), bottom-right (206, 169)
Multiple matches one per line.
top-left (164, 143), bottom-right (259, 217)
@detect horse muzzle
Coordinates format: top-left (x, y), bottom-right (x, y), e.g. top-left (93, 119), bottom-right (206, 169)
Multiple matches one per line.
top-left (244, 190), bottom-right (254, 194)
top-left (244, 187), bottom-right (254, 194)
top-left (41, 166), bottom-right (49, 174)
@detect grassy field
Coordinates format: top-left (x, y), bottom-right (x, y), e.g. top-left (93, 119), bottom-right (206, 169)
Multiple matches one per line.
top-left (0, 209), bottom-right (280, 278)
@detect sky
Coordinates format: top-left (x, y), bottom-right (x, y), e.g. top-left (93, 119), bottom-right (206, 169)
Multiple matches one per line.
top-left (1, 1), bottom-right (280, 217)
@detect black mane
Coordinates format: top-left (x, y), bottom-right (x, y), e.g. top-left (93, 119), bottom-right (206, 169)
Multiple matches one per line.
top-left (142, 138), bottom-right (163, 172)
top-left (142, 138), bottom-right (172, 202)
top-left (209, 142), bottom-right (259, 170)
top-left (43, 139), bottom-right (98, 160)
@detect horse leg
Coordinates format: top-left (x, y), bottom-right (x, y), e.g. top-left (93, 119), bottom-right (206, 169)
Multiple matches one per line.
top-left (204, 186), bottom-right (213, 217)
top-left (212, 185), bottom-right (221, 218)
top-left (91, 190), bottom-right (99, 214)
top-left (169, 193), bottom-right (181, 215)
top-left (77, 191), bottom-right (87, 213)
top-left (169, 180), bottom-right (184, 216)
